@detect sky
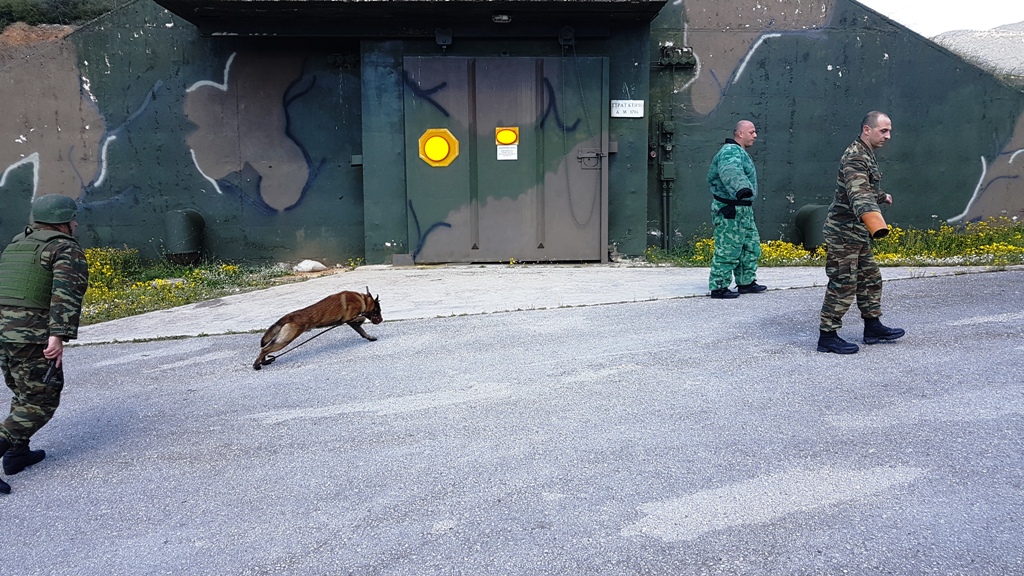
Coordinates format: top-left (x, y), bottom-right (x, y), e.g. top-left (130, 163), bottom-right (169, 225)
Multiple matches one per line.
top-left (856, 0), bottom-right (1024, 37)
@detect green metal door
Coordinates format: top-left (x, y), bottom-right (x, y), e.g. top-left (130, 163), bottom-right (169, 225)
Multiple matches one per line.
top-left (404, 56), bottom-right (608, 263)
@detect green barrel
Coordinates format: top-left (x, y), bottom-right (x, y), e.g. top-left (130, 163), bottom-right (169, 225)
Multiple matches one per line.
top-left (794, 204), bottom-right (828, 250)
top-left (164, 208), bottom-right (205, 265)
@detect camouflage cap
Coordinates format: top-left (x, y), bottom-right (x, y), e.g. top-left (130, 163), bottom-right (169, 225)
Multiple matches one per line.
top-left (31, 194), bottom-right (78, 224)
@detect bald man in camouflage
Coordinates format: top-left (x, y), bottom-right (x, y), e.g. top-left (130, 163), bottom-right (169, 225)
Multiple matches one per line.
top-left (817, 111), bottom-right (905, 354)
top-left (0, 195), bottom-right (89, 494)
top-left (706, 120), bottom-right (768, 299)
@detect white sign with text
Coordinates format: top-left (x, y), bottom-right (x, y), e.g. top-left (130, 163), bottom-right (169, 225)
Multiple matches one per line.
top-left (610, 100), bottom-right (645, 118)
top-left (497, 145), bottom-right (518, 161)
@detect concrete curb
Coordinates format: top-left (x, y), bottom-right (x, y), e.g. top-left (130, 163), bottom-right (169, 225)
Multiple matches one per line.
top-left (74, 264), bottom-right (1020, 345)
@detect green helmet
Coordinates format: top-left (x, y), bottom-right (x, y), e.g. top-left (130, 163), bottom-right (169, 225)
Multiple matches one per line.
top-left (31, 195), bottom-right (78, 224)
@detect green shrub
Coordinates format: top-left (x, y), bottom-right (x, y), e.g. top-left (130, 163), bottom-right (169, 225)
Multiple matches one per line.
top-left (82, 247), bottom-right (292, 325)
top-left (873, 217), bottom-right (1024, 266)
top-left (647, 217), bottom-right (1024, 268)
top-left (0, 0), bottom-right (46, 26)
top-left (1, 0), bottom-right (122, 28)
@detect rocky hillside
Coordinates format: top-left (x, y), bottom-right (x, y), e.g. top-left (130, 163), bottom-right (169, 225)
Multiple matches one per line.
top-left (932, 21), bottom-right (1024, 82)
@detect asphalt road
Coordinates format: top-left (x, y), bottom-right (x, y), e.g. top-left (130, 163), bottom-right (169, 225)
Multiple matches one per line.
top-left (2, 269), bottom-right (1023, 575)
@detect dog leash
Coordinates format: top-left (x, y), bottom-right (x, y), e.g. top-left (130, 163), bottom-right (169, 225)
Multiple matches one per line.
top-left (259, 323), bottom-right (344, 366)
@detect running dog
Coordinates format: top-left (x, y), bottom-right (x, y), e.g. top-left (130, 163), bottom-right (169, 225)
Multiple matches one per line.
top-left (253, 287), bottom-right (382, 370)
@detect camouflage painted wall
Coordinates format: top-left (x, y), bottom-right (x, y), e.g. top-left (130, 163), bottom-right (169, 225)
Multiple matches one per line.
top-left (354, 34), bottom-right (652, 265)
top-left (0, 0), bottom-right (365, 264)
top-left (2, 0), bottom-right (1021, 265)
top-left (650, 0), bottom-right (1024, 248)
top-left (0, 1), bottom-right (651, 264)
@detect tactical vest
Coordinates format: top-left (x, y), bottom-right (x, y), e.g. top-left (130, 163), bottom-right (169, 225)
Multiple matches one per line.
top-left (0, 228), bottom-right (77, 310)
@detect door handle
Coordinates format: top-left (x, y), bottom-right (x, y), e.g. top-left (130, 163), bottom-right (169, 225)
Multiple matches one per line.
top-left (577, 148), bottom-right (603, 170)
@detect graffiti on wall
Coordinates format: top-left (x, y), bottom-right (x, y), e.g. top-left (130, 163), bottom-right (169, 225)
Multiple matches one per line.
top-left (668, 0), bottom-right (1024, 230)
top-left (402, 56), bottom-right (604, 263)
top-left (680, 0), bottom-right (835, 116)
top-left (1, 1), bottom-right (366, 262)
top-left (185, 50), bottom-right (320, 213)
top-left (4, 1), bottom-right (1022, 263)
top-left (948, 113), bottom-right (1024, 223)
top-left (407, 199), bottom-right (451, 260)
top-left (0, 26), bottom-right (103, 205)
top-left (1, 38), bottom-right (330, 229)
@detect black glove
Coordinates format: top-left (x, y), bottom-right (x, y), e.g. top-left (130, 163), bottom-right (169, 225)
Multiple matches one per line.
top-left (736, 188), bottom-right (754, 200)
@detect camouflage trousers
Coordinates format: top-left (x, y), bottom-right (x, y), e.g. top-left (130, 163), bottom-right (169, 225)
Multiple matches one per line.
top-left (709, 205), bottom-right (761, 290)
top-left (819, 240), bottom-right (883, 331)
top-left (1, 342), bottom-right (64, 446)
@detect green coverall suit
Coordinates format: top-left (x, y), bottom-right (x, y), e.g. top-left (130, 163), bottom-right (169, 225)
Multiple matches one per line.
top-left (707, 138), bottom-right (761, 291)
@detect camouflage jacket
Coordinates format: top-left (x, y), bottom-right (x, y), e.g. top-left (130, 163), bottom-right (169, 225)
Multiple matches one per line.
top-left (0, 227), bottom-right (89, 344)
top-left (707, 139), bottom-right (758, 202)
top-left (824, 138), bottom-right (888, 244)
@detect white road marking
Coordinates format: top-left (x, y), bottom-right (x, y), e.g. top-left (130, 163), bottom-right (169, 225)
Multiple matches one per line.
top-left (622, 466), bottom-right (925, 542)
top-left (248, 382), bottom-right (514, 424)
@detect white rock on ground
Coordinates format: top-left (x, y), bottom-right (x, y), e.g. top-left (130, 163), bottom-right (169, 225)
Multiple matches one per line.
top-left (292, 259), bottom-right (327, 273)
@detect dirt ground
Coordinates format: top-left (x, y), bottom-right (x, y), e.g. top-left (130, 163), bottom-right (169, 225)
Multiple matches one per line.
top-left (0, 22), bottom-right (75, 60)
top-left (0, 22), bottom-right (74, 45)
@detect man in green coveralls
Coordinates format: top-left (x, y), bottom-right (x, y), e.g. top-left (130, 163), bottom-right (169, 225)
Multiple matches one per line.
top-left (707, 120), bottom-right (767, 299)
top-left (817, 111), bottom-right (905, 354)
top-left (0, 195), bottom-right (89, 494)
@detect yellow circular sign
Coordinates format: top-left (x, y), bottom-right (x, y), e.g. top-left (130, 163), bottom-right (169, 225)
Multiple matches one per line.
top-left (424, 136), bottom-right (450, 162)
top-left (496, 128), bottom-right (518, 145)
top-left (418, 128), bottom-right (459, 167)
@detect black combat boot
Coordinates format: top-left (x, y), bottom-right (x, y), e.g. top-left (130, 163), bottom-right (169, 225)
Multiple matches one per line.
top-left (0, 476), bottom-right (9, 494)
top-left (710, 288), bottom-right (740, 299)
top-left (817, 330), bottom-right (859, 354)
top-left (3, 443), bottom-right (46, 475)
top-left (863, 317), bottom-right (905, 345)
top-left (737, 281), bottom-right (767, 294)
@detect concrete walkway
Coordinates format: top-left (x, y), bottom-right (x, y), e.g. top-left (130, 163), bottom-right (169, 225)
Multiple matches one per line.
top-left (75, 263), bottom-right (1014, 345)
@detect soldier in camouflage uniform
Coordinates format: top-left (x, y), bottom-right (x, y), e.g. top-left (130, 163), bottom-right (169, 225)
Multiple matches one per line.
top-left (0, 195), bottom-right (89, 494)
top-left (707, 120), bottom-right (768, 299)
top-left (817, 111), bottom-right (905, 354)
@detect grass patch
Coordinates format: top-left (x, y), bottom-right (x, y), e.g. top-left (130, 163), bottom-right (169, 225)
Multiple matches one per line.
top-left (82, 248), bottom-right (295, 325)
top-left (81, 217), bottom-right (1023, 325)
top-left (646, 216), bottom-right (1024, 267)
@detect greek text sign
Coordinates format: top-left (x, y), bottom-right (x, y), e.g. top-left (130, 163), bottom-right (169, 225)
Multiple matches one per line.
top-left (610, 100), bottom-right (644, 118)
top-left (496, 145), bottom-right (518, 161)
